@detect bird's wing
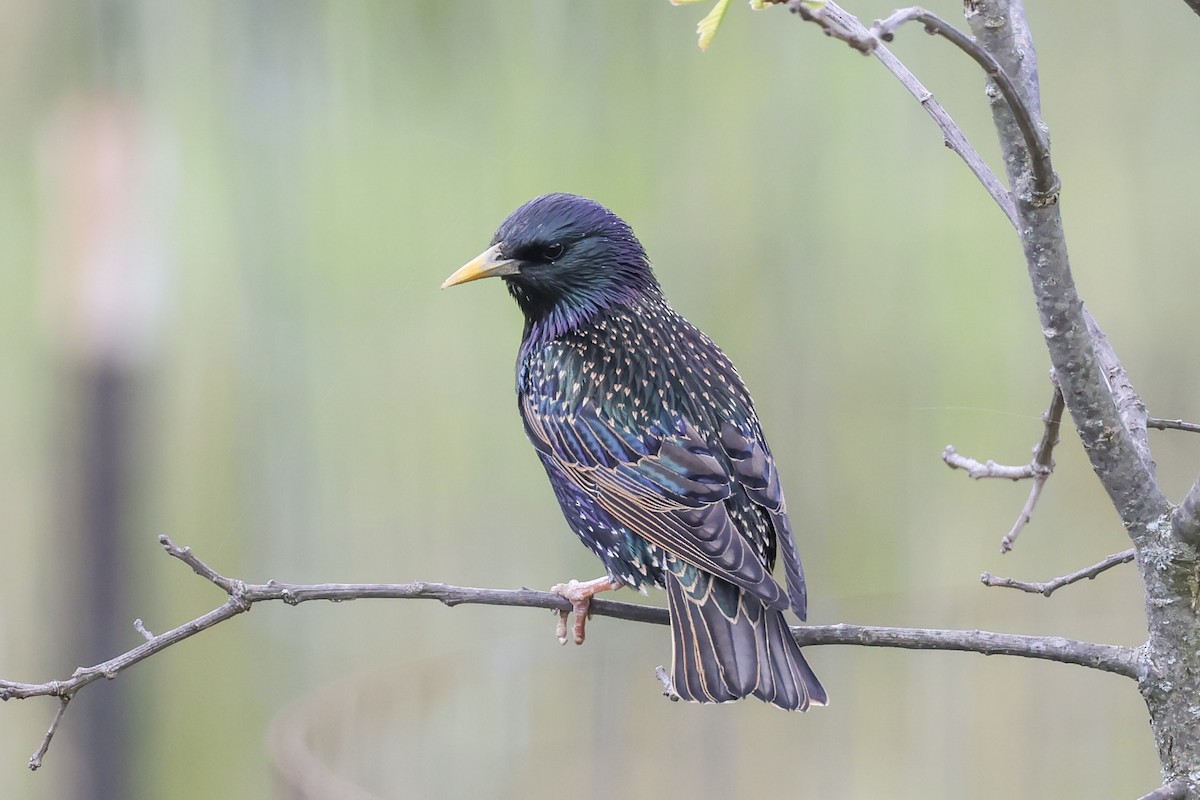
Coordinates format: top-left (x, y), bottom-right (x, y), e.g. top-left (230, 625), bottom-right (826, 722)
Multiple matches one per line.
top-left (719, 420), bottom-right (808, 620)
top-left (522, 395), bottom-right (790, 612)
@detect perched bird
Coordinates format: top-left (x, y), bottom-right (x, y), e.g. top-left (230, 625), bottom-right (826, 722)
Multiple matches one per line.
top-left (442, 194), bottom-right (826, 710)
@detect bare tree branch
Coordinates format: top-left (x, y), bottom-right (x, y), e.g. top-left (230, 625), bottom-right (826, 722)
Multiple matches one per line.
top-left (961, 2), bottom-right (1168, 537)
top-left (1030, 384), bottom-right (1066, 466)
top-left (27, 698), bottom-right (69, 772)
top-left (777, 0), bottom-right (1167, 534)
top-left (943, 386), bottom-right (1064, 552)
top-left (1001, 386), bottom-right (1064, 552)
top-left (783, 1), bottom-right (1054, 199)
top-left (794, 623), bottom-right (1137, 679)
top-left (957, 2), bottom-right (1194, 788)
top-left (999, 478), bottom-right (1048, 553)
top-left (981, 549), bottom-right (1135, 597)
top-left (779, 0), bottom-right (1166, 529)
top-left (1148, 418), bottom-right (1200, 435)
top-left (773, 1), bottom-right (1017, 225)
top-left (942, 446), bottom-right (1041, 480)
top-left (1137, 780), bottom-right (1188, 800)
top-left (942, 388), bottom-right (1062, 482)
top-left (869, 42), bottom-right (1017, 227)
top-left (773, 0), bottom-right (1192, 789)
top-left (872, 6), bottom-right (1055, 198)
top-left (0, 536), bottom-right (1142, 768)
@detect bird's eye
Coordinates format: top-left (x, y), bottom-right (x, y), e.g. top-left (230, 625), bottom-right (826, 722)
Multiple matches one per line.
top-left (541, 242), bottom-right (565, 262)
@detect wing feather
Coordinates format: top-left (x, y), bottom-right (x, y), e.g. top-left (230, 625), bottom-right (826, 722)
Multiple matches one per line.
top-left (524, 395), bottom-right (790, 611)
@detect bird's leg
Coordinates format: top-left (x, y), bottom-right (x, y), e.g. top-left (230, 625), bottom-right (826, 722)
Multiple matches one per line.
top-left (550, 575), bottom-right (621, 645)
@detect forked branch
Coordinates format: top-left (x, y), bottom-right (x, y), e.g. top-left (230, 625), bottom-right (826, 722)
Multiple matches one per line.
top-left (780, 0), bottom-right (1165, 534)
top-left (944, 386), bottom-right (1064, 552)
top-left (772, 0), bottom-right (1014, 224)
top-left (783, 1), bottom-right (1054, 198)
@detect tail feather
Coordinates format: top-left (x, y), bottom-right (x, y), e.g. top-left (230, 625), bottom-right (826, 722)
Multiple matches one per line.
top-left (665, 563), bottom-right (826, 711)
top-left (667, 576), bottom-right (740, 703)
top-left (770, 508), bottom-right (808, 620)
top-left (752, 598), bottom-right (827, 708)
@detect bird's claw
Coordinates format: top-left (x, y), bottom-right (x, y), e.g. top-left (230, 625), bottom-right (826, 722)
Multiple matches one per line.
top-left (554, 608), bottom-right (571, 645)
top-left (550, 576), bottom-right (618, 646)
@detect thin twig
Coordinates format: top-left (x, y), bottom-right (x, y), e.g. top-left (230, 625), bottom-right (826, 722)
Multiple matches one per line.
top-left (944, 386), bottom-right (1064, 552)
top-left (779, 1), bottom-right (1166, 538)
top-left (655, 666), bottom-right (681, 701)
top-left (783, 1), bottom-right (1055, 199)
top-left (28, 697), bottom-right (69, 771)
top-left (804, 1), bottom-right (1018, 226)
top-left (964, 1), bottom-right (1168, 543)
top-left (873, 6), bottom-right (1054, 200)
top-left (1001, 386), bottom-right (1064, 552)
top-left (1031, 386), bottom-right (1066, 466)
top-left (1000, 472), bottom-right (1048, 553)
top-left (0, 536), bottom-right (1142, 767)
top-left (981, 549), bottom-right (1135, 597)
top-left (1148, 418), bottom-right (1200, 435)
top-left (942, 447), bottom-right (1041, 480)
top-left (784, 0), bottom-right (1167, 537)
top-left (867, 25), bottom-right (1017, 227)
top-left (159, 536), bottom-right (240, 595)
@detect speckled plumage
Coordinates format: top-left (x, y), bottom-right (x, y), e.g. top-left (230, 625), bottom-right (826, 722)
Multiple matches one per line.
top-left (445, 193), bottom-right (826, 710)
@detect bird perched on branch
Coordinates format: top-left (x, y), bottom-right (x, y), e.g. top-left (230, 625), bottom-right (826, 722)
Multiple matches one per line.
top-left (442, 193), bottom-right (826, 710)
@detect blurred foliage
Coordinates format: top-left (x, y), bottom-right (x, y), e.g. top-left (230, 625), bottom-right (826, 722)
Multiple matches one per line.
top-left (2, 1), bottom-right (1199, 798)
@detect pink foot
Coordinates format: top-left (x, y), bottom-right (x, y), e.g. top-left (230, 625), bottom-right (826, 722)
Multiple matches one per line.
top-left (550, 576), bottom-right (620, 645)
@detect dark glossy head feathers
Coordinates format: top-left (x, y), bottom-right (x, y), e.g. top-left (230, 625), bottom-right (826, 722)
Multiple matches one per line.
top-left (446, 194), bottom-right (661, 342)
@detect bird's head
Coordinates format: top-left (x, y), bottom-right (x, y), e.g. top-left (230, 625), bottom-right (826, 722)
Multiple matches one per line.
top-left (442, 194), bottom-right (660, 340)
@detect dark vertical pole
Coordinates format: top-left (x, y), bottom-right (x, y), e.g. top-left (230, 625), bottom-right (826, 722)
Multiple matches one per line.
top-left (41, 96), bottom-right (159, 800)
top-left (72, 362), bottom-right (134, 800)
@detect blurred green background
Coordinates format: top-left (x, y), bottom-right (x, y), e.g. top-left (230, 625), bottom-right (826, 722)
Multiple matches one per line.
top-left (2, 1), bottom-right (1198, 798)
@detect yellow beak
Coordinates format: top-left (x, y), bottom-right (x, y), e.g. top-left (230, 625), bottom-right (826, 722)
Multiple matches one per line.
top-left (441, 243), bottom-right (519, 289)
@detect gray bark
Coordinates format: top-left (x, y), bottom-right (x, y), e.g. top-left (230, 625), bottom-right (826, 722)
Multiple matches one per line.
top-left (965, 0), bottom-right (1200, 793)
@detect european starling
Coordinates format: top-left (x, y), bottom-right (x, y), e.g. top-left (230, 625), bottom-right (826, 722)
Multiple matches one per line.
top-left (442, 193), bottom-right (826, 710)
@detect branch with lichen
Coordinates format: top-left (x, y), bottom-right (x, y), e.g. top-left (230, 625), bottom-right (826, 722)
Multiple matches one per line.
top-left (673, 0), bottom-right (1200, 792)
top-left (768, 1), bottom-right (1165, 532)
top-left (0, 535), bottom-right (1142, 770)
top-left (771, 0), bottom-right (1193, 789)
